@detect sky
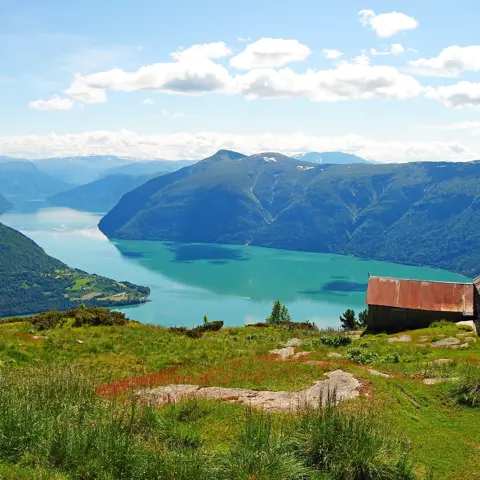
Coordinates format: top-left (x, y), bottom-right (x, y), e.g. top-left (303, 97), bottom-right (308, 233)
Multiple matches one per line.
top-left (2, 0), bottom-right (480, 162)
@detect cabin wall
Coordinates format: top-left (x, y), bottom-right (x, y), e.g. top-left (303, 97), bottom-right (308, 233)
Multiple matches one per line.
top-left (367, 305), bottom-right (469, 332)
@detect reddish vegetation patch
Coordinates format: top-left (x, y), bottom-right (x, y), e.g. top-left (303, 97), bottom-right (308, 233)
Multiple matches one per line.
top-left (97, 355), bottom-right (325, 396)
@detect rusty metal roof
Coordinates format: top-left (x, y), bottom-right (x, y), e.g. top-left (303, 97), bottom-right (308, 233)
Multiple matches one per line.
top-left (366, 277), bottom-right (474, 316)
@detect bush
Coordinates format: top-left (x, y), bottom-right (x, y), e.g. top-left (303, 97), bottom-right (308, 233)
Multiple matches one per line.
top-left (168, 320), bottom-right (224, 339)
top-left (345, 347), bottom-right (379, 364)
top-left (27, 307), bottom-right (129, 331)
top-left (318, 335), bottom-right (352, 348)
top-left (452, 363), bottom-right (480, 407)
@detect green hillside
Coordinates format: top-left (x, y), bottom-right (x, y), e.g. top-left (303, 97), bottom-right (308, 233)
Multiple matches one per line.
top-left (104, 159), bottom-right (198, 177)
top-left (0, 161), bottom-right (72, 198)
top-left (99, 151), bottom-right (480, 277)
top-left (48, 173), bottom-right (166, 212)
top-left (0, 222), bottom-right (150, 317)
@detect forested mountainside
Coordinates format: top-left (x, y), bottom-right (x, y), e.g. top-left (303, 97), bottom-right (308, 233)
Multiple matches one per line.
top-left (99, 150), bottom-right (480, 277)
top-left (0, 222), bottom-right (150, 317)
top-left (104, 159), bottom-right (198, 177)
top-left (0, 161), bottom-right (71, 198)
top-left (48, 173), bottom-right (166, 212)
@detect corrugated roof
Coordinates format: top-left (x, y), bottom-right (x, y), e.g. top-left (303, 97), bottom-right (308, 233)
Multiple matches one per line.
top-left (366, 276), bottom-right (474, 316)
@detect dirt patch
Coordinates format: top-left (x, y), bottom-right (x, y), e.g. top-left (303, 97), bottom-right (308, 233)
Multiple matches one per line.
top-left (135, 370), bottom-right (361, 412)
top-left (388, 335), bottom-right (412, 343)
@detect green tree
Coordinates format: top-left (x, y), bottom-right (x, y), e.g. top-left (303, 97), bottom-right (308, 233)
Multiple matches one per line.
top-left (203, 314), bottom-right (209, 325)
top-left (358, 308), bottom-right (368, 328)
top-left (266, 300), bottom-right (292, 324)
top-left (266, 300), bottom-right (282, 324)
top-left (340, 309), bottom-right (357, 330)
top-left (280, 304), bottom-right (291, 323)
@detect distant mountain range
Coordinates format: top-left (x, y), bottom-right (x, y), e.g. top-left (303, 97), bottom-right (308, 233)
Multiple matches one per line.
top-left (0, 193), bottom-right (11, 213)
top-left (99, 149), bottom-right (480, 278)
top-left (104, 159), bottom-right (198, 177)
top-left (0, 161), bottom-right (72, 199)
top-left (48, 173), bottom-right (166, 212)
top-left (292, 152), bottom-right (371, 164)
top-left (0, 221), bottom-right (150, 317)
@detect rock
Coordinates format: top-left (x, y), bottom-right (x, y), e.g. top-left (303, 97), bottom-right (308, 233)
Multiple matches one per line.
top-left (423, 377), bottom-right (458, 385)
top-left (269, 347), bottom-right (295, 360)
top-left (388, 335), bottom-right (411, 343)
top-left (136, 370), bottom-right (361, 412)
top-left (293, 351), bottom-right (310, 360)
top-left (32, 335), bottom-right (48, 340)
top-left (431, 337), bottom-right (460, 348)
top-left (367, 369), bottom-right (391, 378)
top-left (465, 337), bottom-right (477, 343)
top-left (456, 320), bottom-right (477, 333)
top-left (328, 352), bottom-right (343, 359)
top-left (427, 358), bottom-right (453, 366)
top-left (76, 340), bottom-right (84, 344)
top-left (456, 333), bottom-right (469, 338)
top-left (285, 338), bottom-right (303, 347)
top-left (459, 343), bottom-right (469, 349)
top-left (418, 336), bottom-right (430, 343)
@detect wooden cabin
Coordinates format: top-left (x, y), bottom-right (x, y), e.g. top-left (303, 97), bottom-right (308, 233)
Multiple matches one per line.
top-left (365, 276), bottom-right (479, 331)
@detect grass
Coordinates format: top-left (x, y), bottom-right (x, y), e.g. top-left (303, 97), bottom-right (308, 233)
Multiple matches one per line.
top-left (67, 278), bottom-right (91, 291)
top-left (0, 310), bottom-right (479, 478)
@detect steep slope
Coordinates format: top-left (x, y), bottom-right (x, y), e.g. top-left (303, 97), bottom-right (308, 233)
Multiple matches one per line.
top-left (34, 155), bottom-right (133, 185)
top-left (47, 173), bottom-right (165, 212)
top-left (293, 152), bottom-right (370, 164)
top-left (0, 161), bottom-right (72, 198)
top-left (0, 222), bottom-right (150, 317)
top-left (104, 159), bottom-right (198, 177)
top-left (0, 193), bottom-right (12, 213)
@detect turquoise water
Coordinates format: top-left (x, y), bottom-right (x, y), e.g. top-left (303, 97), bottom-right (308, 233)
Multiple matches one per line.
top-left (0, 202), bottom-right (469, 328)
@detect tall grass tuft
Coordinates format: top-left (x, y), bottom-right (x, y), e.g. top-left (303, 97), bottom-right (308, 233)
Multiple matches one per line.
top-left (216, 408), bottom-right (312, 480)
top-left (451, 363), bottom-right (480, 407)
top-left (293, 396), bottom-right (415, 479)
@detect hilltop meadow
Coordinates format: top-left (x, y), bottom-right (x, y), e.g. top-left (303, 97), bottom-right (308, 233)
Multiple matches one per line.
top-left (0, 306), bottom-right (478, 479)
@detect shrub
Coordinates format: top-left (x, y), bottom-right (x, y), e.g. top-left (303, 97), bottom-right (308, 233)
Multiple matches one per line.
top-left (168, 320), bottom-right (224, 339)
top-left (27, 307), bottom-right (129, 330)
top-left (345, 347), bottom-right (379, 364)
top-left (318, 335), bottom-right (352, 348)
top-left (452, 363), bottom-right (480, 407)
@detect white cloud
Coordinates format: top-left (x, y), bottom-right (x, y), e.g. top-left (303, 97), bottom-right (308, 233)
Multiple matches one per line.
top-left (29, 95), bottom-right (75, 111)
top-left (230, 38), bottom-right (311, 69)
top-left (322, 49), bottom-right (343, 59)
top-left (420, 121), bottom-right (480, 132)
top-left (371, 44), bottom-right (405, 56)
top-left (0, 130), bottom-right (474, 163)
top-left (237, 63), bottom-right (422, 101)
top-left (410, 45), bottom-right (480, 74)
top-left (65, 76), bottom-right (107, 103)
top-left (426, 81), bottom-right (480, 107)
top-left (171, 41), bottom-right (232, 61)
top-left (359, 10), bottom-right (418, 38)
top-left (142, 98), bottom-right (154, 105)
top-left (237, 36), bottom-right (252, 43)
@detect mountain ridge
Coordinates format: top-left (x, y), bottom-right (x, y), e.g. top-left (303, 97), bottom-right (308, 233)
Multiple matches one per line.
top-left (99, 151), bottom-right (480, 277)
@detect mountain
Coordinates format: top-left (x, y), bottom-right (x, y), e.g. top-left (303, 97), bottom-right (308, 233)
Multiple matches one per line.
top-left (0, 161), bottom-right (72, 199)
top-left (99, 151), bottom-right (480, 278)
top-left (47, 173), bottom-right (166, 212)
top-left (0, 193), bottom-right (12, 213)
top-left (103, 159), bottom-right (198, 177)
top-left (34, 155), bottom-right (134, 185)
top-left (292, 152), bottom-right (370, 164)
top-left (0, 222), bottom-right (150, 317)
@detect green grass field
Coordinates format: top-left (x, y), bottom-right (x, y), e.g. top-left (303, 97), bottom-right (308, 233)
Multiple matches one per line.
top-left (0, 310), bottom-right (478, 479)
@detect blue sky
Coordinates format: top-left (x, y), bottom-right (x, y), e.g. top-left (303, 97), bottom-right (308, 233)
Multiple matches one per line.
top-left (2, 0), bottom-right (480, 161)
